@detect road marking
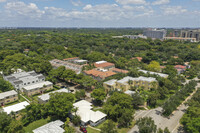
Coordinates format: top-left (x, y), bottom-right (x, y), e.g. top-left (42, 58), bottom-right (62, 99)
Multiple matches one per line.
top-left (134, 110), bottom-right (145, 119)
top-left (171, 122), bottom-right (180, 133)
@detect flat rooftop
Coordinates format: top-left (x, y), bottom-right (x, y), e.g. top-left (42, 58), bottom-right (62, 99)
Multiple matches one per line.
top-left (0, 90), bottom-right (17, 100)
top-left (3, 101), bottom-right (30, 114)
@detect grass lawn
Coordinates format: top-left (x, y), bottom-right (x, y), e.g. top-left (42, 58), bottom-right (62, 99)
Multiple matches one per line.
top-left (24, 117), bottom-right (50, 133)
top-left (94, 119), bottom-right (136, 133)
top-left (87, 127), bottom-right (100, 133)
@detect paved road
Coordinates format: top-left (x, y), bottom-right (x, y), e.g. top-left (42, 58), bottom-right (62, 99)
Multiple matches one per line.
top-left (128, 83), bottom-right (200, 133)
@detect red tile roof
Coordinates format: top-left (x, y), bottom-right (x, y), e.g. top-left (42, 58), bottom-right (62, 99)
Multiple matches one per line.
top-left (174, 65), bottom-right (186, 69)
top-left (131, 57), bottom-right (143, 62)
top-left (112, 68), bottom-right (129, 74)
top-left (94, 62), bottom-right (115, 68)
top-left (84, 69), bottom-right (116, 78)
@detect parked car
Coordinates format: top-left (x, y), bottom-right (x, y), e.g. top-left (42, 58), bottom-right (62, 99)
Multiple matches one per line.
top-left (80, 126), bottom-right (87, 133)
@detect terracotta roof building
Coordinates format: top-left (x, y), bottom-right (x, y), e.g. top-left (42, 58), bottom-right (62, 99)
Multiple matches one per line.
top-left (131, 57), bottom-right (143, 62)
top-left (84, 69), bottom-right (116, 81)
top-left (111, 68), bottom-right (129, 74)
top-left (63, 57), bottom-right (79, 61)
top-left (94, 61), bottom-right (115, 70)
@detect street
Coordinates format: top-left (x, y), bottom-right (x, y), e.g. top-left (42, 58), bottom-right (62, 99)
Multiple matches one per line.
top-left (128, 82), bottom-right (200, 133)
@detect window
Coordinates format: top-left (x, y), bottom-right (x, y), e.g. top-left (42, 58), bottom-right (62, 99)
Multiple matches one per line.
top-left (24, 83), bottom-right (26, 85)
top-left (32, 81), bottom-right (35, 83)
top-left (6, 100), bottom-right (10, 103)
top-left (28, 82), bottom-right (30, 84)
top-left (42, 79), bottom-right (44, 81)
top-left (36, 80), bottom-right (38, 82)
top-left (6, 96), bottom-right (9, 99)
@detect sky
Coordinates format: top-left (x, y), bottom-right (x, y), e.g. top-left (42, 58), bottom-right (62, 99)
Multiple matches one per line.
top-left (0, 0), bottom-right (200, 27)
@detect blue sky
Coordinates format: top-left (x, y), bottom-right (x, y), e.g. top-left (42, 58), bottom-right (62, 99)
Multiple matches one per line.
top-left (0, 0), bottom-right (200, 27)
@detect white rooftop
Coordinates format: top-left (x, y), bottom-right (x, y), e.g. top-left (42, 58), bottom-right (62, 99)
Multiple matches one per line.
top-left (74, 60), bottom-right (87, 63)
top-left (3, 101), bottom-right (30, 114)
top-left (38, 88), bottom-right (70, 101)
top-left (95, 61), bottom-right (107, 64)
top-left (139, 70), bottom-right (168, 78)
top-left (0, 90), bottom-right (17, 100)
top-left (104, 79), bottom-right (118, 86)
top-left (124, 90), bottom-right (136, 95)
top-left (33, 120), bottom-right (64, 133)
top-left (117, 76), bottom-right (157, 85)
top-left (23, 81), bottom-right (53, 91)
top-left (73, 100), bottom-right (107, 123)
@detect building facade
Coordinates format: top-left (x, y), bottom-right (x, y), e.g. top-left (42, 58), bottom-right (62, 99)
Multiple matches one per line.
top-left (4, 71), bottom-right (45, 91)
top-left (23, 81), bottom-right (53, 97)
top-left (0, 90), bottom-right (18, 106)
top-left (103, 76), bottom-right (158, 92)
top-left (143, 29), bottom-right (166, 39)
top-left (181, 29), bottom-right (200, 41)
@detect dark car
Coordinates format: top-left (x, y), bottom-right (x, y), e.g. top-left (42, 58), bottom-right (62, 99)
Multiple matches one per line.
top-left (80, 126), bottom-right (87, 133)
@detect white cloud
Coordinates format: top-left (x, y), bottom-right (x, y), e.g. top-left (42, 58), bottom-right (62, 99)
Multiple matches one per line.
top-left (70, 0), bottom-right (82, 7)
top-left (5, 2), bottom-right (44, 19)
top-left (152, 0), bottom-right (170, 5)
top-left (83, 4), bottom-right (92, 10)
top-left (0, 0), bottom-right (6, 2)
top-left (115, 0), bottom-right (146, 5)
top-left (161, 6), bottom-right (187, 15)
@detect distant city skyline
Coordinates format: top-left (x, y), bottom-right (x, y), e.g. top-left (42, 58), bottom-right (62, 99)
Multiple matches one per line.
top-left (0, 0), bottom-right (200, 27)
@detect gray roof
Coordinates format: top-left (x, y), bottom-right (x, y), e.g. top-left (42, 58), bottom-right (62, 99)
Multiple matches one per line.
top-left (0, 90), bottom-right (17, 100)
top-left (4, 71), bottom-right (46, 86)
top-left (139, 70), bottom-right (168, 78)
top-left (38, 88), bottom-right (70, 101)
top-left (33, 120), bottom-right (64, 133)
top-left (104, 79), bottom-right (118, 86)
top-left (23, 81), bottom-right (53, 91)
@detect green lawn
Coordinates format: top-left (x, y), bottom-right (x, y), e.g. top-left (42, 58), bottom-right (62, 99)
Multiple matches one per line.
top-left (24, 117), bottom-right (50, 133)
top-left (87, 127), bottom-right (100, 133)
top-left (94, 119), bottom-right (136, 133)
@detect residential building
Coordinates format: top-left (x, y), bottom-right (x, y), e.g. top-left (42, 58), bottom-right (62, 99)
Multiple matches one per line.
top-left (72, 100), bottom-right (107, 126)
top-left (143, 29), bottom-right (166, 39)
top-left (124, 90), bottom-right (136, 96)
top-left (94, 61), bottom-right (115, 70)
top-left (181, 29), bottom-right (200, 41)
top-left (131, 57), bottom-right (143, 62)
top-left (111, 68), bottom-right (129, 74)
top-left (49, 59), bottom-right (84, 74)
top-left (103, 76), bottom-right (157, 92)
top-left (139, 70), bottom-right (169, 78)
top-left (0, 90), bottom-right (18, 106)
top-left (174, 65), bottom-right (187, 74)
top-left (103, 79), bottom-right (118, 93)
top-left (164, 37), bottom-right (197, 42)
top-left (38, 88), bottom-right (70, 104)
top-left (23, 81), bottom-right (53, 97)
top-left (83, 69), bottom-right (116, 81)
top-left (63, 57), bottom-right (88, 65)
top-left (33, 120), bottom-right (65, 133)
top-left (123, 34), bottom-right (147, 39)
top-left (3, 71), bottom-right (45, 91)
top-left (3, 101), bottom-right (30, 115)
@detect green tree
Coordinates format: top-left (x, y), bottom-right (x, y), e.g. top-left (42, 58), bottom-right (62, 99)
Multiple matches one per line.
top-left (147, 61), bottom-right (161, 72)
top-left (131, 92), bottom-right (144, 109)
top-left (64, 117), bottom-right (75, 133)
top-left (91, 89), bottom-right (106, 105)
top-left (7, 120), bottom-right (24, 133)
top-left (157, 128), bottom-right (163, 133)
top-left (72, 115), bottom-right (81, 126)
top-left (47, 92), bottom-right (75, 118)
top-left (75, 89), bottom-right (86, 100)
top-left (104, 92), bottom-right (133, 121)
top-left (100, 120), bottom-right (118, 133)
top-left (164, 127), bottom-right (170, 133)
top-left (118, 109), bottom-right (133, 127)
top-left (0, 112), bottom-right (12, 133)
top-left (136, 117), bottom-right (157, 133)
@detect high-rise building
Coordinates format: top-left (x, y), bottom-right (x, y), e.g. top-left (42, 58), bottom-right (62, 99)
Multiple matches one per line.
top-left (143, 29), bottom-right (166, 39)
top-left (180, 29), bottom-right (200, 41)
